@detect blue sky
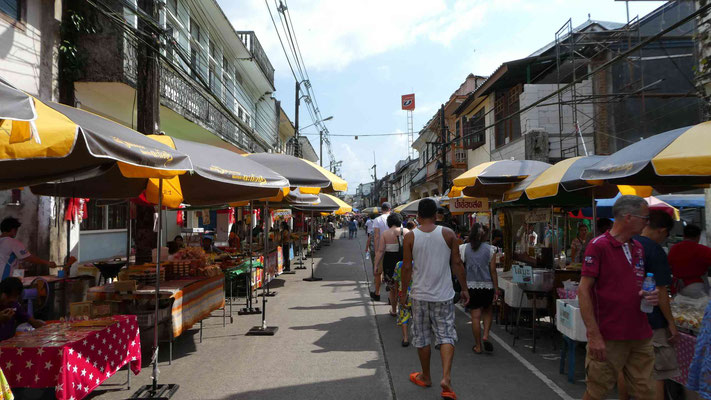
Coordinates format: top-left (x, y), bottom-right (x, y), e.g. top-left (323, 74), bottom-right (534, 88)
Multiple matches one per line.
top-left (218, 0), bottom-right (666, 193)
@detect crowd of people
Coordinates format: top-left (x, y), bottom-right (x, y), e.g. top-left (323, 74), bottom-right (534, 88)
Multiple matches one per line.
top-left (359, 196), bottom-right (710, 400)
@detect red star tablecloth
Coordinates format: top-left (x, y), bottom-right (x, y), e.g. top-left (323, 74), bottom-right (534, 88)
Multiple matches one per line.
top-left (0, 315), bottom-right (141, 400)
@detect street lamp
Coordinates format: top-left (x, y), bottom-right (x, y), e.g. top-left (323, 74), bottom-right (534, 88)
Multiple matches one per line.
top-left (297, 116), bottom-right (333, 166)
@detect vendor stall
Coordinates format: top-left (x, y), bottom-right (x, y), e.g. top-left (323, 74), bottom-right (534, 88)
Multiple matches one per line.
top-left (0, 315), bottom-right (141, 400)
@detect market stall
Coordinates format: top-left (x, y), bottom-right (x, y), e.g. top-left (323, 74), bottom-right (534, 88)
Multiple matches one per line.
top-left (0, 315), bottom-right (141, 400)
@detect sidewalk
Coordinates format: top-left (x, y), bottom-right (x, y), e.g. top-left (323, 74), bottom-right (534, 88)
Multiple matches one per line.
top-left (92, 228), bottom-right (592, 399)
top-left (93, 229), bottom-right (391, 400)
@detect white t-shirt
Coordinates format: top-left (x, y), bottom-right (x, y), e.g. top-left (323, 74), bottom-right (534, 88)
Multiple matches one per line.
top-left (410, 226), bottom-right (455, 302)
top-left (365, 219), bottom-right (374, 235)
top-left (373, 213), bottom-right (390, 245)
top-left (0, 237), bottom-right (30, 280)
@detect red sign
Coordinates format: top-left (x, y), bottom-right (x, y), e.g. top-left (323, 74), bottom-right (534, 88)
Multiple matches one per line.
top-left (401, 94), bottom-right (415, 111)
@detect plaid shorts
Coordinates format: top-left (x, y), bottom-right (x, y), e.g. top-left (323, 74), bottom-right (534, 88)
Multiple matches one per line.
top-left (410, 298), bottom-right (457, 348)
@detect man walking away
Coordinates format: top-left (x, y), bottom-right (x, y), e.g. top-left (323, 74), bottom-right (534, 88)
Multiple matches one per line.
top-left (400, 198), bottom-right (469, 400)
top-left (620, 210), bottom-right (679, 400)
top-left (371, 203), bottom-right (392, 301)
top-left (668, 224), bottom-right (711, 298)
top-left (578, 195), bottom-right (660, 400)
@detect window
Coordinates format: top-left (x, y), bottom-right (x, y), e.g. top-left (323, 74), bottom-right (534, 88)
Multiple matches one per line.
top-left (463, 108), bottom-right (486, 150)
top-left (190, 47), bottom-right (198, 79)
top-left (209, 40), bottom-right (217, 60)
top-left (190, 18), bottom-right (201, 43)
top-left (167, 0), bottom-right (177, 15)
top-left (209, 65), bottom-right (216, 92)
top-left (81, 203), bottom-right (127, 231)
top-left (0, 0), bottom-right (23, 25)
top-left (494, 85), bottom-right (522, 148)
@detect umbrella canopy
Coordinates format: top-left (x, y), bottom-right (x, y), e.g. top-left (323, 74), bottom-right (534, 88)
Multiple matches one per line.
top-left (245, 153), bottom-right (347, 194)
top-left (581, 122), bottom-right (711, 187)
top-left (361, 207), bottom-right (381, 215)
top-left (394, 197), bottom-right (443, 215)
top-left (452, 160), bottom-right (551, 198)
top-left (503, 156), bottom-right (619, 203)
top-left (323, 194), bottom-right (352, 215)
top-left (575, 194), bottom-right (680, 221)
top-left (32, 135), bottom-right (289, 208)
top-left (0, 100), bottom-right (192, 189)
top-left (293, 193), bottom-right (341, 212)
top-left (0, 78), bottom-right (38, 143)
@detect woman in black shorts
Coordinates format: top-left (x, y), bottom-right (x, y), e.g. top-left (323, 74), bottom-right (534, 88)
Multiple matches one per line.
top-left (461, 223), bottom-right (500, 353)
top-left (374, 213), bottom-right (409, 316)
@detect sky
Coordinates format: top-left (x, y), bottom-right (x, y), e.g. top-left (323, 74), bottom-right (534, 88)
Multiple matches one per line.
top-left (218, 0), bottom-right (667, 194)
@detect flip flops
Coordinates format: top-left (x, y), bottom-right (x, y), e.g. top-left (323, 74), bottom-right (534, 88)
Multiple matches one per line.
top-left (409, 372), bottom-right (431, 388)
top-left (483, 339), bottom-right (494, 353)
top-left (441, 390), bottom-right (457, 399)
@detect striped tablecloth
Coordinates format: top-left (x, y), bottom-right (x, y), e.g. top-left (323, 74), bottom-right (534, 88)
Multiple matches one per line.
top-left (673, 331), bottom-right (697, 386)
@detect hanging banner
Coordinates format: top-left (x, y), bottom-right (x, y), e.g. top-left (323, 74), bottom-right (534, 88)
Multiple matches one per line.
top-left (273, 209), bottom-right (292, 218)
top-left (524, 209), bottom-right (552, 224)
top-left (401, 94), bottom-right (415, 111)
top-left (449, 197), bottom-right (489, 213)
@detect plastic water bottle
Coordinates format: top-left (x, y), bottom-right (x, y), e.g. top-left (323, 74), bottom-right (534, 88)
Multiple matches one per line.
top-left (640, 273), bottom-right (655, 313)
top-left (365, 251), bottom-right (370, 260)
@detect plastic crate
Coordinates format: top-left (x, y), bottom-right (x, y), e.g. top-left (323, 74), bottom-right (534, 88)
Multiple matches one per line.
top-left (556, 299), bottom-right (587, 342)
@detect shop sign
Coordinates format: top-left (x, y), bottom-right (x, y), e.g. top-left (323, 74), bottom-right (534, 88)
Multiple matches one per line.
top-left (449, 197), bottom-right (489, 213)
top-left (273, 209), bottom-right (292, 218)
top-left (524, 209), bottom-right (551, 224)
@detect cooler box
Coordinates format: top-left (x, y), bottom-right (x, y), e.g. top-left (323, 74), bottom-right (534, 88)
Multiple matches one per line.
top-left (556, 299), bottom-right (587, 342)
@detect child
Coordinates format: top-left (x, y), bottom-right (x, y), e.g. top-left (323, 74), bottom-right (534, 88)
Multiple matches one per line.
top-left (0, 277), bottom-right (45, 341)
top-left (393, 261), bottom-right (411, 347)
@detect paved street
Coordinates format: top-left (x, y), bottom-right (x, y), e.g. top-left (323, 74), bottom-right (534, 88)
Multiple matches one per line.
top-left (91, 228), bottom-right (593, 400)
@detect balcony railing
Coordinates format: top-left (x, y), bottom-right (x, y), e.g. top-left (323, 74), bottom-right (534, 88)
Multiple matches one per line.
top-left (236, 31), bottom-right (275, 88)
top-left (121, 41), bottom-right (252, 150)
top-left (425, 145), bottom-right (467, 180)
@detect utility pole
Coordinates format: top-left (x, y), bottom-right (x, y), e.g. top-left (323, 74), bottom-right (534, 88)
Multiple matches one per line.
top-left (135, 0), bottom-right (161, 265)
top-left (439, 104), bottom-right (448, 194)
top-left (371, 152), bottom-right (377, 207)
top-left (319, 130), bottom-right (323, 167)
top-left (293, 81), bottom-right (301, 158)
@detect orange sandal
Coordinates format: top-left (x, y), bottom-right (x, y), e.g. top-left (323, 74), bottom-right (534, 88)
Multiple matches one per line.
top-left (441, 390), bottom-right (457, 399)
top-left (409, 372), bottom-right (431, 388)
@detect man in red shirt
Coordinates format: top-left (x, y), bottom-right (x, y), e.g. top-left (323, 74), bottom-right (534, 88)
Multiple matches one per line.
top-left (668, 224), bottom-right (711, 298)
top-left (579, 195), bottom-right (659, 400)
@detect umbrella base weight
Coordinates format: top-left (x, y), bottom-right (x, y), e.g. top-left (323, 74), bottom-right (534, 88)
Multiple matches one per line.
top-left (129, 384), bottom-right (179, 399)
top-left (246, 326), bottom-right (278, 336)
top-left (303, 277), bottom-right (323, 282)
top-left (294, 266), bottom-right (307, 270)
top-left (238, 308), bottom-right (261, 315)
top-left (258, 291), bottom-right (277, 297)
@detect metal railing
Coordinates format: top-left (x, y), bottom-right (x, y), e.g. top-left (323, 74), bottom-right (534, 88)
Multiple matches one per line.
top-left (236, 31), bottom-right (275, 87)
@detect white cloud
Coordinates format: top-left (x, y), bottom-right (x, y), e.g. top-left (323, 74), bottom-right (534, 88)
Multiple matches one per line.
top-left (222, 0), bottom-right (493, 74)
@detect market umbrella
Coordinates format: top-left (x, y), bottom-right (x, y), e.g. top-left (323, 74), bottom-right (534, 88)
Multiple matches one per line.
top-left (324, 194), bottom-right (352, 215)
top-left (575, 194), bottom-right (681, 221)
top-left (361, 207), bottom-right (381, 215)
top-left (502, 156), bottom-right (620, 204)
top-left (0, 78), bottom-right (39, 144)
top-left (31, 135), bottom-right (289, 208)
top-left (245, 153), bottom-right (347, 194)
top-left (581, 122), bottom-right (711, 187)
top-left (0, 100), bottom-right (193, 189)
top-left (394, 197), bottom-right (443, 215)
top-left (452, 160), bottom-right (551, 198)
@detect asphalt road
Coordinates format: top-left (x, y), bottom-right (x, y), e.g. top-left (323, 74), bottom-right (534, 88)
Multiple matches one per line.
top-left (85, 228), bottom-right (596, 400)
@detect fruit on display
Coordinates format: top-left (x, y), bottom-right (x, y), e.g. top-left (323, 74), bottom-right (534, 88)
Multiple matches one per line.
top-left (671, 295), bottom-right (708, 333)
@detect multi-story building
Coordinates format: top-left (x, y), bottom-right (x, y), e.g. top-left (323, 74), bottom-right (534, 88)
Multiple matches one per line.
top-left (410, 75), bottom-right (483, 198)
top-left (389, 157), bottom-right (418, 206)
top-left (0, 0), bottom-right (71, 265)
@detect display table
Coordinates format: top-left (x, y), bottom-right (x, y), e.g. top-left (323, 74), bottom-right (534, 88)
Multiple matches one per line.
top-left (0, 315), bottom-right (140, 400)
top-left (498, 274), bottom-right (548, 309)
top-left (224, 260), bottom-right (264, 290)
top-left (673, 331), bottom-right (697, 386)
top-left (88, 275), bottom-right (225, 339)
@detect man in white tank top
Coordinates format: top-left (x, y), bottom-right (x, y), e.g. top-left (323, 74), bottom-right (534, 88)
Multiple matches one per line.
top-left (399, 198), bottom-right (469, 400)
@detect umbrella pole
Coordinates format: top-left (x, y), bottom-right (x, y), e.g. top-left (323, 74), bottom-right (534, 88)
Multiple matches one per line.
top-left (304, 211), bottom-right (323, 282)
top-left (126, 201), bottom-right (131, 269)
top-left (295, 211), bottom-right (306, 269)
top-left (239, 202), bottom-right (260, 315)
top-left (246, 202), bottom-right (278, 336)
top-left (592, 189), bottom-right (597, 237)
top-left (133, 179), bottom-right (179, 399)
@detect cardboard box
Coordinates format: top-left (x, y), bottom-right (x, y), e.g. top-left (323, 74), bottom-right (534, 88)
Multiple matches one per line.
top-left (70, 301), bottom-right (92, 318)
